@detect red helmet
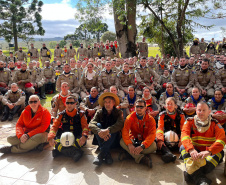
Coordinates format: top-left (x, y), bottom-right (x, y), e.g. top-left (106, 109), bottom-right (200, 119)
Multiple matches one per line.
top-left (184, 103), bottom-right (196, 115)
top-left (129, 107), bottom-right (135, 113)
top-left (162, 83), bottom-right (167, 88)
top-left (25, 83), bottom-right (33, 88)
top-left (114, 41), bottom-right (117, 44)
top-left (147, 106), bottom-right (153, 112)
top-left (214, 111), bottom-right (226, 124)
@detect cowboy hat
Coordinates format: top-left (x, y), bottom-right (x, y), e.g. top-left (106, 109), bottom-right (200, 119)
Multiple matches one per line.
top-left (98, 92), bottom-right (120, 107)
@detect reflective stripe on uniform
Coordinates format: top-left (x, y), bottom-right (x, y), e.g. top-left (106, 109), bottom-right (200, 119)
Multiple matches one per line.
top-left (157, 130), bottom-right (164, 134)
top-left (49, 130), bottom-right (56, 135)
top-left (57, 144), bottom-right (63, 152)
top-left (215, 140), bottom-right (225, 147)
top-left (182, 136), bottom-right (191, 142)
top-left (192, 141), bottom-right (212, 147)
top-left (184, 157), bottom-right (190, 164)
top-left (206, 156), bottom-right (218, 167)
top-left (181, 149), bottom-right (188, 157)
top-left (191, 136), bottom-right (216, 142)
top-left (216, 152), bottom-right (222, 160)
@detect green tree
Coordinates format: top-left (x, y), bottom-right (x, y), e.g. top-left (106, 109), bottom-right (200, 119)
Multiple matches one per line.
top-left (59, 40), bottom-right (67, 48)
top-left (49, 41), bottom-right (57, 49)
top-left (0, 0), bottom-right (45, 51)
top-left (76, 0), bottom-right (108, 42)
top-left (22, 36), bottom-right (35, 49)
top-left (138, 0), bottom-right (216, 57)
top-left (101, 31), bottom-right (116, 42)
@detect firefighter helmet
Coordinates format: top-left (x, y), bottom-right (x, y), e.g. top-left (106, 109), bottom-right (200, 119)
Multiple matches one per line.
top-left (60, 132), bottom-right (75, 147)
top-left (164, 131), bottom-right (179, 147)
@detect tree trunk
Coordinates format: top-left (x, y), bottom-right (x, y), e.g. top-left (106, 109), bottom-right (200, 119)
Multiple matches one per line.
top-left (113, 0), bottom-right (137, 58)
top-left (13, 22), bottom-right (18, 51)
top-left (126, 0), bottom-right (137, 57)
top-left (97, 31), bottom-right (100, 43)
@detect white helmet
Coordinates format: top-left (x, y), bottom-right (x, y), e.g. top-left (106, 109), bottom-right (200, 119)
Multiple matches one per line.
top-left (60, 132), bottom-right (75, 147)
top-left (164, 131), bottom-right (179, 148)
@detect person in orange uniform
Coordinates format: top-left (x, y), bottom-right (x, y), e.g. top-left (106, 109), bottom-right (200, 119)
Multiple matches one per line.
top-left (180, 102), bottom-right (225, 185)
top-left (48, 96), bottom-right (88, 162)
top-left (119, 99), bottom-right (157, 168)
top-left (0, 95), bottom-right (51, 154)
top-left (157, 97), bottom-right (185, 163)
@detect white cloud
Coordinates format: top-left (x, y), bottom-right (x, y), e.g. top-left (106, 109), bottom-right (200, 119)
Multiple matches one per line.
top-left (41, 1), bottom-right (77, 21)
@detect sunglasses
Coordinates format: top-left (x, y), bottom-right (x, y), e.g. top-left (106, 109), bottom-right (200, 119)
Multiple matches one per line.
top-left (66, 102), bottom-right (75, 105)
top-left (29, 100), bottom-right (38, 104)
top-left (136, 106), bottom-right (145, 109)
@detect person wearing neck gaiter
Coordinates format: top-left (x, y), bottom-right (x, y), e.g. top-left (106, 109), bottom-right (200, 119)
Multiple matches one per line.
top-left (80, 62), bottom-right (98, 100)
top-left (157, 97), bottom-right (185, 163)
top-left (180, 102), bottom-right (225, 185)
top-left (195, 58), bottom-right (215, 98)
top-left (13, 62), bottom-right (35, 105)
top-left (189, 38), bottom-right (201, 56)
top-left (208, 89), bottom-right (226, 127)
top-left (15, 47), bottom-right (27, 62)
top-left (27, 43), bottom-right (39, 62)
top-left (76, 43), bottom-right (87, 61)
top-left (172, 57), bottom-right (194, 98)
top-left (56, 63), bottom-right (80, 99)
top-left (135, 57), bottom-right (160, 97)
top-left (120, 99), bottom-right (156, 168)
top-left (159, 82), bottom-right (182, 110)
top-left (48, 96), bottom-right (88, 162)
top-left (54, 43), bottom-right (63, 63)
top-left (1, 83), bottom-right (25, 122)
top-left (67, 43), bottom-right (76, 62)
top-left (40, 43), bottom-right (52, 67)
top-left (182, 87), bottom-right (205, 117)
top-left (0, 61), bottom-right (12, 95)
top-left (43, 61), bottom-right (56, 94)
top-left (215, 56), bottom-right (226, 94)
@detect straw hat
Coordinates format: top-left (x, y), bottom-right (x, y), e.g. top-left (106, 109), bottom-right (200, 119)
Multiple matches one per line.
top-left (98, 92), bottom-right (120, 107)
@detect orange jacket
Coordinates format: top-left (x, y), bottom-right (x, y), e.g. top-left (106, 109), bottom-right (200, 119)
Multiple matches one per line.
top-left (157, 111), bottom-right (185, 141)
top-left (181, 117), bottom-right (226, 155)
top-left (122, 112), bottom-right (156, 148)
top-left (16, 105), bottom-right (51, 138)
top-left (48, 108), bottom-right (88, 141)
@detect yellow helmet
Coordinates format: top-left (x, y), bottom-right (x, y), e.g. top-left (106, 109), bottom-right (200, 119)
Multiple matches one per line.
top-left (56, 72), bottom-right (60, 76)
top-left (194, 38), bottom-right (198, 41)
top-left (98, 52), bottom-right (101, 56)
top-left (47, 51), bottom-right (50, 55)
top-left (61, 53), bottom-right (64, 57)
top-left (27, 53), bottom-right (30, 57)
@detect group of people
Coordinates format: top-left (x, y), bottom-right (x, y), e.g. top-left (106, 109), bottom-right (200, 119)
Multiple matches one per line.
top-left (0, 38), bottom-right (226, 185)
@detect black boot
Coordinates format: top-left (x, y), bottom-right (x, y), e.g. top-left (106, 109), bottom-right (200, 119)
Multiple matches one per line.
top-left (25, 92), bottom-right (33, 105)
top-left (40, 86), bottom-right (46, 99)
top-left (52, 83), bottom-right (56, 93)
top-left (8, 105), bottom-right (21, 121)
top-left (160, 145), bottom-right (177, 163)
top-left (191, 169), bottom-right (212, 185)
top-left (1, 106), bottom-right (9, 122)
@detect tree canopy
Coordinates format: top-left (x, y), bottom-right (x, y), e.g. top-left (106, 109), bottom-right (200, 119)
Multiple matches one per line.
top-left (0, 0), bottom-right (45, 51)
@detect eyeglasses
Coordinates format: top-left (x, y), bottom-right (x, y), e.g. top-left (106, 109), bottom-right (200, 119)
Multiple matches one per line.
top-left (135, 106), bottom-right (145, 109)
top-left (66, 102), bottom-right (75, 105)
top-left (29, 100), bottom-right (38, 104)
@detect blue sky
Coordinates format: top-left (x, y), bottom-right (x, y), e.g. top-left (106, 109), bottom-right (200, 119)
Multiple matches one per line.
top-left (34, 0), bottom-right (225, 40)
